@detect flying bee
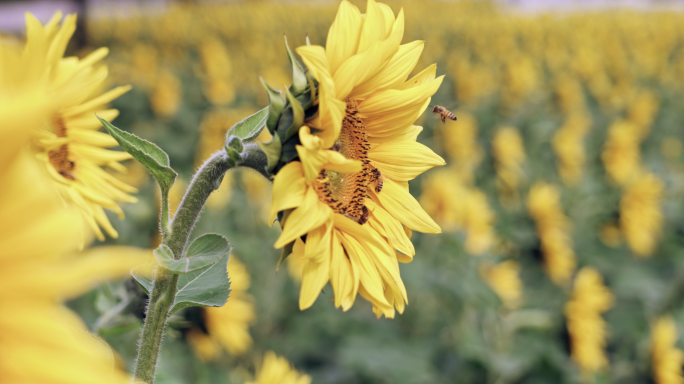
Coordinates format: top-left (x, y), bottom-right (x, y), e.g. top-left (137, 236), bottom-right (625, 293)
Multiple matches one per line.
top-left (371, 168), bottom-right (384, 193)
top-left (432, 105), bottom-right (457, 124)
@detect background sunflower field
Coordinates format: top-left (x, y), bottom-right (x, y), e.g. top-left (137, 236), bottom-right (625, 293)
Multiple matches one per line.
top-left (17, 0), bottom-right (684, 382)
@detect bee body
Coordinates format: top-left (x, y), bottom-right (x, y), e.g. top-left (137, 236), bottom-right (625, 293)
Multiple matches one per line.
top-left (432, 105), bottom-right (457, 124)
top-left (371, 168), bottom-right (384, 193)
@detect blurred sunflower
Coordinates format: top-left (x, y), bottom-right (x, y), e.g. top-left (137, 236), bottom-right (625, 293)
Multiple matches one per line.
top-left (25, 12), bottom-right (137, 243)
top-left (479, 260), bottom-right (523, 309)
top-left (245, 351), bottom-right (311, 384)
top-left (527, 182), bottom-right (576, 285)
top-left (564, 267), bottom-right (614, 378)
top-left (187, 256), bottom-right (256, 361)
top-left (651, 316), bottom-right (684, 384)
top-left (492, 126), bottom-right (526, 208)
top-left (0, 47), bottom-right (150, 384)
top-left (620, 172), bottom-right (664, 257)
top-left (272, 0), bottom-right (444, 318)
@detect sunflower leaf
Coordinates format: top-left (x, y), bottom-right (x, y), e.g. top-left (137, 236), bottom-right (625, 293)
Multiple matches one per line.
top-left (224, 107), bottom-right (269, 146)
top-left (97, 116), bottom-right (177, 194)
top-left (170, 234), bottom-right (232, 313)
top-left (154, 242), bottom-right (223, 274)
top-left (131, 267), bottom-right (153, 295)
top-left (285, 35), bottom-right (308, 96)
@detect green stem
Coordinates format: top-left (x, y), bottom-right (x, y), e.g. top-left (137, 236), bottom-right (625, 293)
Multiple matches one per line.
top-left (160, 189), bottom-right (170, 235)
top-left (133, 151), bottom-right (231, 384)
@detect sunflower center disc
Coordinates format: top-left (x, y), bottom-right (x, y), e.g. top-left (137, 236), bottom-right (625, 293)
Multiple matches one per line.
top-left (48, 116), bottom-right (76, 180)
top-left (314, 99), bottom-right (373, 223)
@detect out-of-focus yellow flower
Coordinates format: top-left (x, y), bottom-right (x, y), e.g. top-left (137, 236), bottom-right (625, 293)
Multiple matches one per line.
top-left (555, 76), bottom-right (585, 114)
top-left (527, 182), bottom-right (576, 285)
top-left (552, 112), bottom-right (592, 186)
top-left (438, 111), bottom-right (482, 183)
top-left (420, 168), bottom-right (495, 255)
top-left (479, 260), bottom-right (523, 309)
top-left (245, 351), bottom-right (311, 384)
top-left (0, 45), bottom-right (149, 384)
top-left (628, 89), bottom-right (659, 136)
top-left (150, 69), bottom-right (182, 118)
top-left (651, 316), bottom-right (684, 384)
top-left (602, 120), bottom-right (642, 186)
top-left (493, 127), bottom-right (526, 208)
top-left (565, 267), bottom-right (614, 377)
top-left (598, 222), bottom-right (622, 248)
top-left (620, 172), bottom-right (664, 257)
top-left (24, 12), bottom-right (137, 244)
top-left (199, 37), bottom-right (235, 106)
top-left (188, 256), bottom-right (256, 360)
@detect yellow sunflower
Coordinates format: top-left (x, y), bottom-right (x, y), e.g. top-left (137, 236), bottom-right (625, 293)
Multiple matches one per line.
top-left (564, 267), bottom-right (614, 377)
top-left (246, 351), bottom-right (311, 384)
top-left (271, 0), bottom-right (444, 318)
top-left (651, 316), bottom-right (684, 384)
top-left (0, 46), bottom-right (150, 384)
top-left (24, 12), bottom-right (137, 243)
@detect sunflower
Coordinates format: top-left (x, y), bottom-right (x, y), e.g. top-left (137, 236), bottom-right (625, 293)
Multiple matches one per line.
top-left (564, 267), bottom-right (614, 377)
top-left (24, 12), bottom-right (137, 243)
top-left (651, 316), bottom-right (684, 384)
top-left (0, 45), bottom-right (150, 384)
top-left (271, 0), bottom-right (444, 318)
top-left (187, 256), bottom-right (256, 361)
top-left (245, 351), bottom-right (311, 384)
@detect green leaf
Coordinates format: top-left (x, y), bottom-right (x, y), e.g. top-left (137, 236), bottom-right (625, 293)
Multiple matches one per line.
top-left (257, 133), bottom-right (282, 173)
top-left (277, 240), bottom-right (295, 272)
top-left (284, 89), bottom-right (305, 141)
top-left (131, 268), bottom-right (153, 295)
top-left (225, 107), bottom-right (269, 145)
top-left (154, 243), bottom-right (223, 274)
top-left (261, 77), bottom-right (285, 135)
top-left (185, 233), bottom-right (231, 259)
top-left (285, 35), bottom-right (308, 96)
top-left (97, 116), bottom-right (177, 193)
top-left (170, 235), bottom-right (232, 313)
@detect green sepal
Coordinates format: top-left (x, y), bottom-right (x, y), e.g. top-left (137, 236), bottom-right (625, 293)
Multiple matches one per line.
top-left (153, 239), bottom-right (225, 274)
top-left (260, 77), bottom-right (285, 134)
top-left (224, 107), bottom-right (269, 145)
top-left (284, 89), bottom-right (305, 141)
top-left (285, 35), bottom-right (308, 96)
top-left (257, 133), bottom-right (282, 173)
top-left (305, 71), bottom-right (317, 110)
top-left (276, 240), bottom-right (295, 272)
top-left (97, 116), bottom-right (177, 195)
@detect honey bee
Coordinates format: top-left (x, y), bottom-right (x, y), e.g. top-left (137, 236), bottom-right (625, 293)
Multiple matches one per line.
top-left (432, 105), bottom-right (457, 124)
top-left (371, 168), bottom-right (384, 193)
top-left (344, 206), bottom-right (373, 225)
top-left (358, 206), bottom-right (371, 225)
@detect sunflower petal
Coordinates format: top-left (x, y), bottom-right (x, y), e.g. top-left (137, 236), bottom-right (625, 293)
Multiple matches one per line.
top-left (270, 162), bottom-right (307, 224)
top-left (299, 255), bottom-right (331, 310)
top-left (330, 230), bottom-right (357, 310)
top-left (358, 0), bottom-right (386, 53)
top-left (359, 75), bottom-right (444, 119)
top-left (352, 40), bottom-right (424, 98)
top-left (326, 0), bottom-right (363, 75)
top-left (369, 140), bottom-right (445, 181)
top-left (274, 188), bottom-right (332, 248)
top-left (398, 63), bottom-right (437, 90)
top-left (371, 178), bottom-right (441, 233)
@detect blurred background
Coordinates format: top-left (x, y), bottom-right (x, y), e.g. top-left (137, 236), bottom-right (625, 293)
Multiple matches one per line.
top-left (4, 0), bottom-right (684, 383)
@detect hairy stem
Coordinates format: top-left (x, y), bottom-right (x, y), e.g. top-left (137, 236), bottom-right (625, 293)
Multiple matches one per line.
top-left (133, 151), bottom-right (231, 383)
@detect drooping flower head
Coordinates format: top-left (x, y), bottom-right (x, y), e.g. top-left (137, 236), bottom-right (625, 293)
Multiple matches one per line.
top-left (263, 0), bottom-right (445, 317)
top-left (24, 12), bottom-right (137, 243)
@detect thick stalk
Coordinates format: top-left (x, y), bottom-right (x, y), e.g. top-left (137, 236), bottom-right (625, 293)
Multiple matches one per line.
top-left (133, 151), bottom-right (231, 383)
